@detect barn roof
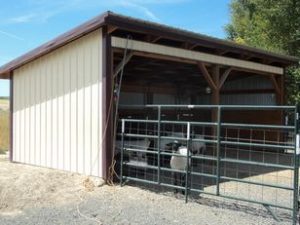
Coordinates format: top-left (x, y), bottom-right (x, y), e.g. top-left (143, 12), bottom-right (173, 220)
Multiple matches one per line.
top-left (0, 11), bottom-right (299, 79)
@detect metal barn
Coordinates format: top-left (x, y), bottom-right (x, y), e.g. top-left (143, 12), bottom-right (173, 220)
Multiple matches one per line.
top-left (0, 11), bottom-right (299, 224)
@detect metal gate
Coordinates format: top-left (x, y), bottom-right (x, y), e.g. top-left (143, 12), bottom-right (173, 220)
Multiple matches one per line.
top-left (118, 105), bottom-right (300, 224)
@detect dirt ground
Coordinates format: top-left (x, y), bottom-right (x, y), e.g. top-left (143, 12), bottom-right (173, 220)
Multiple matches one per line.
top-left (0, 153), bottom-right (295, 225)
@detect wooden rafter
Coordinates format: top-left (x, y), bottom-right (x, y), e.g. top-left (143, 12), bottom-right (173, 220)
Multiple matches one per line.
top-left (188, 43), bottom-right (198, 50)
top-left (107, 25), bottom-right (118, 34)
top-left (145, 35), bottom-right (162, 43)
top-left (219, 67), bottom-right (232, 89)
top-left (197, 62), bottom-right (217, 90)
top-left (113, 52), bottom-right (134, 77)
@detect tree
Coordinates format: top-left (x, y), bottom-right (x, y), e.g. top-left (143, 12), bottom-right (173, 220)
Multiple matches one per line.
top-left (225, 0), bottom-right (300, 105)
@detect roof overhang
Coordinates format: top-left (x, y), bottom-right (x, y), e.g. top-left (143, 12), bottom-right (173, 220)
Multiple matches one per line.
top-left (0, 11), bottom-right (298, 79)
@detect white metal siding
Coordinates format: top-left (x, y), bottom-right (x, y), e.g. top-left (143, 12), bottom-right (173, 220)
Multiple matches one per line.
top-left (13, 29), bottom-right (103, 177)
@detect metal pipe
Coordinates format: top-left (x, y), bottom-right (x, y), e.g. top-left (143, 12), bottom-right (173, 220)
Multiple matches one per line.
top-left (221, 140), bottom-right (294, 150)
top-left (216, 106), bottom-right (221, 196)
top-left (119, 104), bottom-right (296, 110)
top-left (157, 106), bottom-right (161, 184)
top-left (292, 105), bottom-right (299, 225)
top-left (221, 158), bottom-right (293, 170)
top-left (221, 122), bottom-right (295, 130)
top-left (220, 176), bottom-right (293, 191)
top-left (185, 122), bottom-right (191, 203)
top-left (120, 119), bottom-right (125, 186)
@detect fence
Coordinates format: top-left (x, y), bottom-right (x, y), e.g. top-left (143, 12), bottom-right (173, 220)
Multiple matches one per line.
top-left (118, 105), bottom-right (300, 225)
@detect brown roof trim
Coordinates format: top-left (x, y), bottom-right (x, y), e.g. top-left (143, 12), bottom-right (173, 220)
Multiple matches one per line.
top-left (0, 11), bottom-right (298, 78)
top-left (105, 12), bottom-right (299, 65)
top-left (0, 12), bottom-right (108, 78)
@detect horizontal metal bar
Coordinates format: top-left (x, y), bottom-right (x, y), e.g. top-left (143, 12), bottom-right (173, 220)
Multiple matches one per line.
top-left (161, 120), bottom-right (217, 126)
top-left (192, 138), bottom-right (217, 144)
top-left (121, 119), bottom-right (217, 127)
top-left (218, 194), bottom-right (293, 210)
top-left (220, 105), bottom-right (296, 110)
top-left (124, 176), bottom-right (187, 190)
top-left (190, 188), bottom-right (220, 196)
top-left (221, 140), bottom-right (295, 150)
top-left (160, 182), bottom-right (186, 190)
top-left (221, 122), bottom-right (295, 130)
top-left (119, 104), bottom-right (296, 110)
top-left (123, 133), bottom-right (158, 139)
top-left (191, 155), bottom-right (217, 161)
top-left (124, 161), bottom-right (158, 170)
top-left (190, 171), bottom-right (217, 178)
top-left (121, 119), bottom-right (159, 123)
top-left (124, 148), bottom-right (158, 154)
top-left (220, 176), bottom-right (293, 190)
top-left (123, 176), bottom-right (158, 185)
top-left (221, 158), bottom-right (294, 170)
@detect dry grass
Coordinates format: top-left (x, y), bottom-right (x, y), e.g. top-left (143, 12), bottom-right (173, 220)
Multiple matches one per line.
top-left (0, 99), bottom-right (9, 154)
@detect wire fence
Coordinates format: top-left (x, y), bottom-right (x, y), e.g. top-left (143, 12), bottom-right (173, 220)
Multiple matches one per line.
top-left (116, 105), bottom-right (300, 225)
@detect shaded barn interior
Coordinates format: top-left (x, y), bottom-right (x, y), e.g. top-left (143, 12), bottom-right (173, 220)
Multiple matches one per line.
top-left (112, 48), bottom-right (296, 215)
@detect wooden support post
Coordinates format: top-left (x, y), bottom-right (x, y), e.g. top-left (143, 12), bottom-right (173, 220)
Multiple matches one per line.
top-left (219, 67), bottom-right (232, 89)
top-left (211, 66), bottom-right (220, 127)
top-left (197, 63), bottom-right (218, 91)
top-left (269, 75), bottom-right (283, 105)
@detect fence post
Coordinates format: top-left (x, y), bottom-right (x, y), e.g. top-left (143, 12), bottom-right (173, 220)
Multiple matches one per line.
top-left (185, 122), bottom-right (191, 203)
top-left (120, 119), bottom-right (125, 187)
top-left (293, 105), bottom-right (300, 225)
top-left (157, 106), bottom-right (161, 185)
top-left (216, 106), bottom-right (221, 196)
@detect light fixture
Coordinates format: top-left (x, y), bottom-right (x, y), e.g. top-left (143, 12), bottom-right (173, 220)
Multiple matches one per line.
top-left (205, 86), bottom-right (211, 94)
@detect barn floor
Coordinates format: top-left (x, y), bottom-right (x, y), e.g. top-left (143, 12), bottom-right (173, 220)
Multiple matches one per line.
top-left (0, 154), bottom-right (295, 225)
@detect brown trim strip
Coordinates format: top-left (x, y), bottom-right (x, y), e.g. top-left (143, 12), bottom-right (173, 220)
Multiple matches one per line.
top-left (101, 27), bottom-right (113, 180)
top-left (0, 12), bottom-right (108, 78)
top-left (9, 72), bottom-right (13, 162)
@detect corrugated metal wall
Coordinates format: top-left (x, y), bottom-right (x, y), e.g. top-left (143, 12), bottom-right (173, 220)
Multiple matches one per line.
top-left (13, 29), bottom-right (103, 177)
top-left (195, 76), bottom-right (276, 105)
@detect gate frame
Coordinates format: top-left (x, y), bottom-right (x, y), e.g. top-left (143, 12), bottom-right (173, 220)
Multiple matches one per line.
top-left (119, 104), bottom-right (300, 225)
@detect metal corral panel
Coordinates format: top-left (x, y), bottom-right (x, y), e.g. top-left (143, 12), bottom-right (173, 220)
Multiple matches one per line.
top-left (13, 29), bottom-right (103, 177)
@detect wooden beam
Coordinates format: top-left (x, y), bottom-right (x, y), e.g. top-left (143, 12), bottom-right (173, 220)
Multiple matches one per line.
top-left (145, 35), bottom-right (162, 43)
top-left (113, 52), bottom-right (134, 77)
top-left (197, 63), bottom-right (217, 91)
top-left (111, 37), bottom-right (284, 75)
top-left (188, 43), bottom-right (198, 50)
top-left (269, 75), bottom-right (281, 94)
top-left (212, 65), bottom-right (220, 104)
top-left (107, 25), bottom-right (118, 34)
top-left (219, 67), bottom-right (232, 89)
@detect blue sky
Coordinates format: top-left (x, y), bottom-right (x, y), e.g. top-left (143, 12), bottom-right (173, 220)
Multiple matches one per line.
top-left (0, 0), bottom-right (231, 96)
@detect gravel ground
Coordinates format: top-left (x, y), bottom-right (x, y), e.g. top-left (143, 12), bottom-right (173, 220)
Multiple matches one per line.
top-left (0, 154), bottom-right (295, 225)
